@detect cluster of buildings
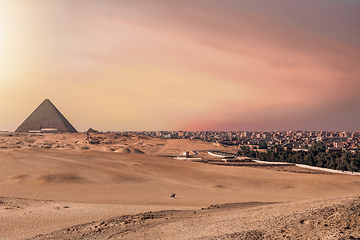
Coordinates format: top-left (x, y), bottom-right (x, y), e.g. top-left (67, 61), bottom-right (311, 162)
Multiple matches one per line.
top-left (139, 130), bottom-right (360, 152)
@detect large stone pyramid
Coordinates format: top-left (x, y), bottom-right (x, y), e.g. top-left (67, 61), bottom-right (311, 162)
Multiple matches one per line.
top-left (15, 99), bottom-right (77, 133)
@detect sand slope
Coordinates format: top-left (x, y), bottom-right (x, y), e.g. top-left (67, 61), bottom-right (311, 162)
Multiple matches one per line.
top-left (2, 148), bottom-right (360, 206)
top-left (1, 133), bottom-right (360, 239)
top-left (29, 196), bottom-right (360, 240)
top-left (0, 197), bottom-right (190, 239)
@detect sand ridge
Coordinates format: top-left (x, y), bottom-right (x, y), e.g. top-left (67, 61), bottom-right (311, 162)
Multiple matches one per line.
top-left (28, 196), bottom-right (360, 239)
top-left (0, 132), bottom-right (235, 155)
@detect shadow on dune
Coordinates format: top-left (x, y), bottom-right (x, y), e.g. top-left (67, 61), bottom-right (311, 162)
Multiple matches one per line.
top-left (38, 173), bottom-right (86, 184)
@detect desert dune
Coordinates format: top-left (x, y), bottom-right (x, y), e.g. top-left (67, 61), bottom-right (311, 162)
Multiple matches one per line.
top-left (1, 133), bottom-right (360, 239)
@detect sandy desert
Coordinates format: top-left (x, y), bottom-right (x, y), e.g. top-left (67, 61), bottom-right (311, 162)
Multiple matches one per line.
top-left (1, 132), bottom-right (360, 239)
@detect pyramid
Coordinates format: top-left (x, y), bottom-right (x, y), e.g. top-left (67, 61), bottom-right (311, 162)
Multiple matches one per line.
top-left (15, 99), bottom-right (77, 133)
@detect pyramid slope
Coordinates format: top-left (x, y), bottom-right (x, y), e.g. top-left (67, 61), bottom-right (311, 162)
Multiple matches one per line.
top-left (15, 99), bottom-right (77, 133)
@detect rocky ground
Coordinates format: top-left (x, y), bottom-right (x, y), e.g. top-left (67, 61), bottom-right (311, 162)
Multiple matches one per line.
top-left (29, 196), bottom-right (360, 240)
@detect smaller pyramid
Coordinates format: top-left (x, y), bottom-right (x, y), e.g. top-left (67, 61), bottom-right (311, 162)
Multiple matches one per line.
top-left (15, 99), bottom-right (77, 133)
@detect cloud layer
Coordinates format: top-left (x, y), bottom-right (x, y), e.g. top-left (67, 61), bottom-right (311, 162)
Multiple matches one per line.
top-left (0, 0), bottom-right (359, 131)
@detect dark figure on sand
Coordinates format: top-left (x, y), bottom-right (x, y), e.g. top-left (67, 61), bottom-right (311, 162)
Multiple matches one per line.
top-left (170, 193), bottom-right (176, 198)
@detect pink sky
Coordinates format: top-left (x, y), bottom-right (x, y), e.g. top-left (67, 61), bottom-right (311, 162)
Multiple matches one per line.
top-left (0, 0), bottom-right (359, 131)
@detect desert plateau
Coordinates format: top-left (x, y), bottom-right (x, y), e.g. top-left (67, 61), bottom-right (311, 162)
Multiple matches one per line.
top-left (0, 132), bottom-right (359, 239)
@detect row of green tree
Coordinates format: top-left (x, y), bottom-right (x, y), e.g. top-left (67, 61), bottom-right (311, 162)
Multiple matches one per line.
top-left (238, 143), bottom-right (360, 172)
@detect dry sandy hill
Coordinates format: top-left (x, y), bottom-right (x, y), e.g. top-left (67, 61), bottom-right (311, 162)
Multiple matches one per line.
top-left (0, 132), bottom-right (235, 155)
top-left (29, 196), bottom-right (360, 240)
top-left (1, 133), bottom-right (360, 239)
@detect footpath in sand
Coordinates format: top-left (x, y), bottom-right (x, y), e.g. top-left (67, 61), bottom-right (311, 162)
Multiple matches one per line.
top-left (1, 133), bottom-right (360, 239)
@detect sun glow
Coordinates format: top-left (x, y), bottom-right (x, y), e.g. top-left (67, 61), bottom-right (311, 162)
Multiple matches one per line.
top-left (0, 4), bottom-right (11, 85)
top-left (0, 7), bottom-right (6, 64)
top-left (0, 19), bottom-right (5, 78)
top-left (0, 15), bottom-right (6, 80)
top-left (0, 12), bottom-right (12, 87)
top-left (0, 16), bottom-right (4, 51)
top-left (0, 26), bottom-right (4, 53)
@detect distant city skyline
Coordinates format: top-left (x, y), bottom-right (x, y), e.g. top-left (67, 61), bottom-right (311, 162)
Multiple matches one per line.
top-left (0, 0), bottom-right (359, 132)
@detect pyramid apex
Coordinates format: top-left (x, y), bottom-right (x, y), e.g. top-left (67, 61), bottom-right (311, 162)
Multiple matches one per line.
top-left (40, 99), bottom-right (52, 104)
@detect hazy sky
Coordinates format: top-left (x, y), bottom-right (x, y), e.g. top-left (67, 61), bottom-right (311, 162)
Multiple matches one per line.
top-left (0, 0), bottom-right (359, 132)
